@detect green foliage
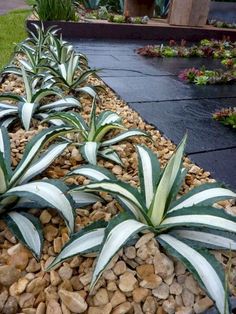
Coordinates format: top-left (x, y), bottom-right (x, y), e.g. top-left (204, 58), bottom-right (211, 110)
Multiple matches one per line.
top-left (45, 98), bottom-right (149, 165)
top-left (213, 107), bottom-right (236, 128)
top-left (0, 9), bottom-right (30, 70)
top-left (34, 0), bottom-right (77, 21)
top-left (47, 136), bottom-right (236, 314)
top-left (0, 126), bottom-right (76, 259)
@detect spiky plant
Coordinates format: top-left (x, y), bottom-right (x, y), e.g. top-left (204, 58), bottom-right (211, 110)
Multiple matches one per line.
top-left (0, 67), bottom-right (81, 129)
top-left (45, 98), bottom-right (149, 165)
top-left (47, 136), bottom-right (236, 314)
top-left (0, 125), bottom-right (77, 259)
top-left (41, 51), bottom-right (100, 96)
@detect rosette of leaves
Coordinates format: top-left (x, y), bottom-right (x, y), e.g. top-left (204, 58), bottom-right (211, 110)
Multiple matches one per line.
top-left (0, 125), bottom-right (76, 259)
top-left (47, 136), bottom-right (236, 314)
top-left (44, 98), bottom-right (149, 165)
top-left (41, 50), bottom-right (100, 96)
top-left (213, 107), bottom-right (236, 128)
top-left (0, 67), bottom-right (81, 130)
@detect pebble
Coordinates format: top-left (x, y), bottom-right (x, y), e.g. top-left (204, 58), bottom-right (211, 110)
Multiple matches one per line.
top-left (153, 252), bottom-right (174, 279)
top-left (184, 275), bottom-right (199, 295)
top-left (152, 282), bottom-right (170, 299)
top-left (140, 274), bottom-right (162, 289)
top-left (124, 246), bottom-right (136, 259)
top-left (36, 302), bottom-right (46, 314)
top-left (132, 287), bottom-right (149, 303)
top-left (39, 210), bottom-right (52, 224)
top-left (2, 296), bottom-right (18, 314)
top-left (135, 233), bottom-right (154, 248)
top-left (112, 301), bottom-right (132, 314)
top-left (50, 270), bottom-right (62, 286)
top-left (46, 300), bottom-right (62, 314)
top-left (58, 289), bottom-right (88, 313)
top-left (88, 303), bottom-right (112, 314)
top-left (44, 225), bottom-right (58, 242)
top-left (93, 288), bottom-right (109, 306)
top-left (0, 265), bottom-right (21, 286)
top-left (193, 297), bottom-right (214, 313)
top-left (19, 293), bottom-right (35, 308)
top-left (143, 296), bottom-right (157, 313)
top-left (119, 272), bottom-right (137, 292)
top-left (182, 288), bottom-right (195, 307)
top-left (112, 165), bottom-right (123, 175)
top-left (26, 259), bottom-right (41, 273)
top-left (9, 278), bottom-right (29, 296)
top-left (26, 277), bottom-right (47, 296)
top-left (110, 290), bottom-right (126, 308)
top-left (170, 282), bottom-right (183, 295)
top-left (0, 290), bottom-right (8, 311)
top-left (162, 299), bottom-right (176, 314)
top-left (58, 265), bottom-right (73, 280)
top-left (113, 261), bottom-right (127, 276)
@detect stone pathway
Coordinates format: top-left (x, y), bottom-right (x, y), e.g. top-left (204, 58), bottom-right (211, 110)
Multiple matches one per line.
top-left (72, 39), bottom-right (236, 189)
top-left (0, 0), bottom-right (29, 15)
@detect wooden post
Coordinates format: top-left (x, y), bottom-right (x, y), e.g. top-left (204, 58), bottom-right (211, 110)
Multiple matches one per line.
top-left (124, 0), bottom-right (155, 18)
top-left (168, 0), bottom-right (211, 27)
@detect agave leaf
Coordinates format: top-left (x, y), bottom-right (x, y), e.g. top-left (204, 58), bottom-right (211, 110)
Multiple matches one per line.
top-left (0, 152), bottom-right (9, 194)
top-left (4, 211), bottom-right (43, 260)
top-left (169, 227), bottom-right (236, 250)
top-left (0, 127), bottom-right (12, 175)
top-left (94, 124), bottom-right (126, 143)
top-left (98, 148), bottom-right (123, 165)
top-left (19, 142), bottom-right (70, 184)
top-left (46, 220), bottom-right (107, 271)
top-left (40, 97), bottom-right (81, 112)
top-left (67, 164), bottom-right (116, 181)
top-left (0, 108), bottom-right (18, 119)
top-left (90, 213), bottom-right (149, 289)
top-left (18, 102), bottom-right (38, 131)
top-left (31, 88), bottom-right (61, 104)
top-left (96, 111), bottom-right (122, 129)
top-left (160, 206), bottom-right (236, 233)
top-left (169, 183), bottom-right (236, 213)
top-left (0, 93), bottom-right (25, 102)
top-left (76, 86), bottom-right (98, 98)
top-left (10, 126), bottom-right (74, 186)
top-left (101, 129), bottom-right (149, 147)
top-left (0, 103), bottom-right (18, 110)
top-left (149, 135), bottom-right (187, 226)
top-left (69, 191), bottom-right (104, 207)
top-left (0, 117), bottom-right (17, 128)
top-left (80, 142), bottom-right (99, 165)
top-left (158, 234), bottom-right (230, 314)
top-left (136, 145), bottom-right (161, 208)
top-left (87, 98), bottom-right (97, 141)
top-left (5, 180), bottom-right (75, 233)
top-left (21, 67), bottom-right (32, 102)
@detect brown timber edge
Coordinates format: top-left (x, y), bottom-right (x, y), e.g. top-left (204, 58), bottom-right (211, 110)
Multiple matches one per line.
top-left (26, 20), bottom-right (236, 42)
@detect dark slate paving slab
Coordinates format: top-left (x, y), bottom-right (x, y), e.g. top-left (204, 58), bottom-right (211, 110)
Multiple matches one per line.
top-left (103, 76), bottom-right (236, 102)
top-left (190, 148), bottom-right (236, 189)
top-left (205, 297), bottom-right (236, 314)
top-left (88, 55), bottom-right (171, 77)
top-left (129, 98), bottom-right (236, 154)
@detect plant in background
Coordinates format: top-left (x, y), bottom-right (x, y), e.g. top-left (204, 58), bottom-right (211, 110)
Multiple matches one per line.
top-left (0, 67), bottom-right (81, 129)
top-left (45, 98), bottom-right (149, 165)
top-left (47, 135), bottom-right (236, 314)
top-left (0, 126), bottom-right (76, 259)
top-left (34, 0), bottom-right (77, 21)
top-left (213, 107), bottom-right (236, 128)
top-left (42, 51), bottom-right (99, 96)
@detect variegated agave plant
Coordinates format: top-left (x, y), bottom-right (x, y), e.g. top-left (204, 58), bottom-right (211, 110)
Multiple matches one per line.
top-left (41, 51), bottom-right (99, 97)
top-left (0, 67), bottom-right (81, 130)
top-left (45, 99), bottom-right (149, 165)
top-left (0, 126), bottom-right (76, 260)
top-left (47, 136), bottom-right (236, 314)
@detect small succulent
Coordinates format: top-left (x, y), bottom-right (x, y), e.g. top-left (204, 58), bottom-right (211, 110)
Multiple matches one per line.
top-left (213, 107), bottom-right (236, 128)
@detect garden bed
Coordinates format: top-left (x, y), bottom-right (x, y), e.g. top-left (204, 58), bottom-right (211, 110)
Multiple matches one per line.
top-left (26, 18), bottom-right (236, 41)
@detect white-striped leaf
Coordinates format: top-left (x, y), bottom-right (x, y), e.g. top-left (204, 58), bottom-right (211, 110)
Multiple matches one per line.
top-left (21, 67), bottom-right (32, 102)
top-left (40, 97), bottom-right (81, 112)
top-left (91, 213), bottom-right (149, 289)
top-left (0, 127), bottom-right (12, 175)
top-left (170, 228), bottom-right (236, 250)
top-left (80, 142), bottom-right (99, 165)
top-left (98, 148), bottom-right (123, 165)
top-left (94, 123), bottom-right (125, 143)
top-left (0, 102), bottom-right (18, 110)
top-left (46, 221), bottom-right (107, 270)
top-left (137, 145), bottom-right (161, 208)
top-left (0, 152), bottom-right (8, 194)
top-left (10, 126), bottom-right (74, 186)
top-left (67, 164), bottom-right (116, 181)
top-left (160, 206), bottom-right (236, 233)
top-left (76, 86), bottom-right (98, 99)
top-left (69, 191), bottom-right (104, 206)
top-left (0, 117), bottom-right (17, 128)
top-left (149, 135), bottom-right (187, 226)
top-left (96, 111), bottom-right (122, 129)
top-left (0, 108), bottom-right (18, 119)
top-left (5, 180), bottom-right (75, 233)
top-left (18, 102), bottom-right (38, 131)
top-left (19, 142), bottom-right (70, 184)
top-left (101, 129), bottom-right (149, 147)
top-left (169, 183), bottom-right (236, 213)
top-left (4, 211), bottom-right (43, 260)
top-left (158, 234), bottom-right (230, 314)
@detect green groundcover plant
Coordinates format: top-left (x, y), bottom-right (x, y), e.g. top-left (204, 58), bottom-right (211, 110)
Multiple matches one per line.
top-left (0, 126), bottom-right (76, 259)
top-left (213, 107), bottom-right (236, 128)
top-left (44, 98), bottom-right (149, 165)
top-left (47, 135), bottom-right (236, 314)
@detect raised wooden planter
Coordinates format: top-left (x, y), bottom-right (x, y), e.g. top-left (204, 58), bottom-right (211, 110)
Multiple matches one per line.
top-left (168, 0), bottom-right (211, 27)
top-left (124, 0), bottom-right (155, 17)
